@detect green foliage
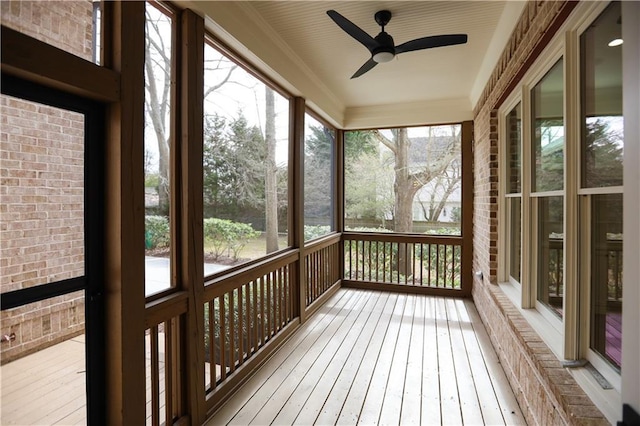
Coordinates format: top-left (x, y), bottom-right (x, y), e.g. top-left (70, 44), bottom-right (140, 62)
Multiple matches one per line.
top-left (144, 172), bottom-right (159, 188)
top-left (145, 215), bottom-right (169, 249)
top-left (203, 112), bottom-right (268, 219)
top-left (304, 225), bottom-right (331, 241)
top-left (203, 218), bottom-right (261, 260)
top-left (344, 236), bottom-right (462, 288)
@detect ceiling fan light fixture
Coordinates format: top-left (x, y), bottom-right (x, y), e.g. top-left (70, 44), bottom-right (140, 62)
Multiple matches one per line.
top-left (608, 38), bottom-right (623, 47)
top-left (373, 50), bottom-right (395, 63)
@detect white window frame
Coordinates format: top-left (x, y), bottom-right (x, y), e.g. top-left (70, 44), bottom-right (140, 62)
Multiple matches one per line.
top-left (497, 1), bottom-right (623, 422)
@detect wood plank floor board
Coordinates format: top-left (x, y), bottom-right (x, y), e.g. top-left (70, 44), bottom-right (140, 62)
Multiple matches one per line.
top-left (421, 295), bottom-right (442, 425)
top-left (291, 291), bottom-right (391, 424)
top-left (272, 291), bottom-right (383, 424)
top-left (228, 290), bottom-right (368, 425)
top-left (452, 299), bottom-right (506, 426)
top-left (325, 293), bottom-right (399, 426)
top-left (357, 293), bottom-right (408, 425)
top-left (463, 299), bottom-right (526, 425)
top-left (378, 294), bottom-right (416, 425)
top-left (400, 294), bottom-right (425, 425)
top-left (253, 290), bottom-right (374, 424)
top-left (445, 298), bottom-right (484, 425)
top-left (435, 297), bottom-right (463, 425)
top-left (208, 289), bottom-right (355, 425)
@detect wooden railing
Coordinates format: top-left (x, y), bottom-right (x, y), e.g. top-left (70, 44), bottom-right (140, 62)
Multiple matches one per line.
top-left (145, 293), bottom-right (188, 426)
top-left (305, 234), bottom-right (341, 307)
top-left (342, 232), bottom-right (464, 294)
top-left (203, 251), bottom-right (299, 408)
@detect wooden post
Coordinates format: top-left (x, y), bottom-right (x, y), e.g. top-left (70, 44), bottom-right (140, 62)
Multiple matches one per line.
top-left (290, 97), bottom-right (306, 322)
top-left (101, 2), bottom-right (146, 424)
top-left (177, 9), bottom-right (205, 424)
top-left (461, 120), bottom-right (474, 297)
top-left (336, 129), bottom-right (345, 286)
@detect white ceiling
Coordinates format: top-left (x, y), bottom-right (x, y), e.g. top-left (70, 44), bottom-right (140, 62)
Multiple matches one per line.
top-left (181, 1), bottom-right (527, 129)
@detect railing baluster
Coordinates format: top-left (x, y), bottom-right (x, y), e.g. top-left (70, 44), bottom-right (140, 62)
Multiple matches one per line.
top-left (164, 320), bottom-right (172, 424)
top-left (252, 279), bottom-right (258, 354)
top-left (229, 291), bottom-right (235, 372)
top-left (238, 286), bottom-right (244, 366)
top-left (266, 273), bottom-right (275, 340)
top-left (150, 325), bottom-right (160, 426)
top-left (208, 300), bottom-right (215, 387)
top-left (219, 295), bottom-right (226, 381)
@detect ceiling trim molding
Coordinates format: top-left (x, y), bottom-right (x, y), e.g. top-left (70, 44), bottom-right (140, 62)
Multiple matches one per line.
top-left (183, 1), bottom-right (346, 127)
top-left (469, 1), bottom-right (527, 109)
top-left (344, 98), bottom-right (473, 130)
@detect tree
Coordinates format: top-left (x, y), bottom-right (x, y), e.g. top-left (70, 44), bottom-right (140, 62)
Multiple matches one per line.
top-left (145, 5), bottom-right (237, 215)
top-left (373, 126), bottom-right (460, 233)
top-left (264, 87), bottom-right (279, 253)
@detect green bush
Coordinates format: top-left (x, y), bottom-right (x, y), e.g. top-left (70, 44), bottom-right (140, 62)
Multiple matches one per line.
top-left (303, 225), bottom-right (331, 241)
top-left (145, 215), bottom-right (169, 249)
top-left (203, 218), bottom-right (260, 260)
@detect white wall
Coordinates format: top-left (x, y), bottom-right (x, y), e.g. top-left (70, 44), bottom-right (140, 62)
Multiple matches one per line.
top-left (621, 0), bottom-right (640, 419)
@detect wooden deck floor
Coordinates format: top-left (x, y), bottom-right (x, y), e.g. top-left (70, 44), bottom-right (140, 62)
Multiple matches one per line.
top-left (1, 289), bottom-right (526, 425)
top-left (207, 288), bottom-right (526, 426)
top-left (1, 335), bottom-right (87, 425)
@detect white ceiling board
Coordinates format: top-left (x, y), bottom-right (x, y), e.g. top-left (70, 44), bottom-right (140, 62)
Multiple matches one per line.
top-left (180, 1), bottom-right (521, 127)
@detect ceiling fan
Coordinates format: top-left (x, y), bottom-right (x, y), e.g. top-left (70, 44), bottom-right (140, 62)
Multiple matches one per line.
top-left (327, 9), bottom-right (468, 79)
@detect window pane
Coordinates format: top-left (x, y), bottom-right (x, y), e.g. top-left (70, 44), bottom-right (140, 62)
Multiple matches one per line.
top-left (536, 196), bottom-right (564, 318)
top-left (532, 60), bottom-right (564, 192)
top-left (506, 103), bottom-right (522, 194)
top-left (589, 193), bottom-right (622, 369)
top-left (345, 125), bottom-right (461, 235)
top-left (1, 95), bottom-right (85, 292)
top-left (203, 42), bottom-right (290, 271)
top-left (0, 0), bottom-right (98, 63)
top-left (144, 3), bottom-right (173, 297)
top-left (581, 2), bottom-right (623, 188)
top-left (509, 197), bottom-right (522, 283)
top-left (304, 114), bottom-right (335, 240)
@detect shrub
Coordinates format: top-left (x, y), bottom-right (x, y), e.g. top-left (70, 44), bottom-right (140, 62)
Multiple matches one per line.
top-left (203, 218), bottom-right (260, 260)
top-left (145, 215), bottom-right (170, 249)
top-left (303, 225), bottom-right (331, 241)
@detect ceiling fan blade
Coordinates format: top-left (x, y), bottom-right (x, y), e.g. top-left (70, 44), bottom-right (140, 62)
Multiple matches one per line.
top-left (327, 10), bottom-right (379, 52)
top-left (395, 34), bottom-right (468, 54)
top-left (351, 58), bottom-right (378, 79)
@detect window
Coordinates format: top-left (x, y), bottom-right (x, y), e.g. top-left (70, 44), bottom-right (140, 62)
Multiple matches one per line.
top-left (304, 113), bottom-right (335, 241)
top-left (144, 2), bottom-right (174, 297)
top-left (499, 0), bottom-right (624, 392)
top-left (344, 125), bottom-right (462, 235)
top-left (505, 104), bottom-right (522, 283)
top-left (579, 1), bottom-right (623, 370)
top-left (202, 39), bottom-right (290, 272)
top-left (531, 59), bottom-right (564, 318)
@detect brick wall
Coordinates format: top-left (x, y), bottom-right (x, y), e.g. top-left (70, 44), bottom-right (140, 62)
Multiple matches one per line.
top-left (0, 0), bottom-right (93, 364)
top-left (472, 1), bottom-right (608, 424)
top-left (0, 0), bottom-right (95, 62)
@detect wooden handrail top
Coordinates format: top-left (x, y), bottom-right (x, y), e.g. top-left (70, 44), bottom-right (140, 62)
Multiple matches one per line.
top-left (305, 233), bottom-right (341, 253)
top-left (144, 291), bottom-right (189, 329)
top-left (343, 232), bottom-right (462, 245)
top-left (204, 250), bottom-right (298, 300)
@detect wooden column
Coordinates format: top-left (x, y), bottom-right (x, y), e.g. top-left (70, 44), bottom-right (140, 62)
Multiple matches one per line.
top-left (461, 120), bottom-right (474, 297)
top-left (101, 2), bottom-right (146, 424)
top-left (177, 8), bottom-right (206, 424)
top-left (336, 129), bottom-right (345, 286)
top-left (290, 97), bottom-right (306, 322)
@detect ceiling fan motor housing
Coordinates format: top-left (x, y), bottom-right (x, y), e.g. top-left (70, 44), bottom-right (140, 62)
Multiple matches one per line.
top-left (373, 32), bottom-right (395, 62)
